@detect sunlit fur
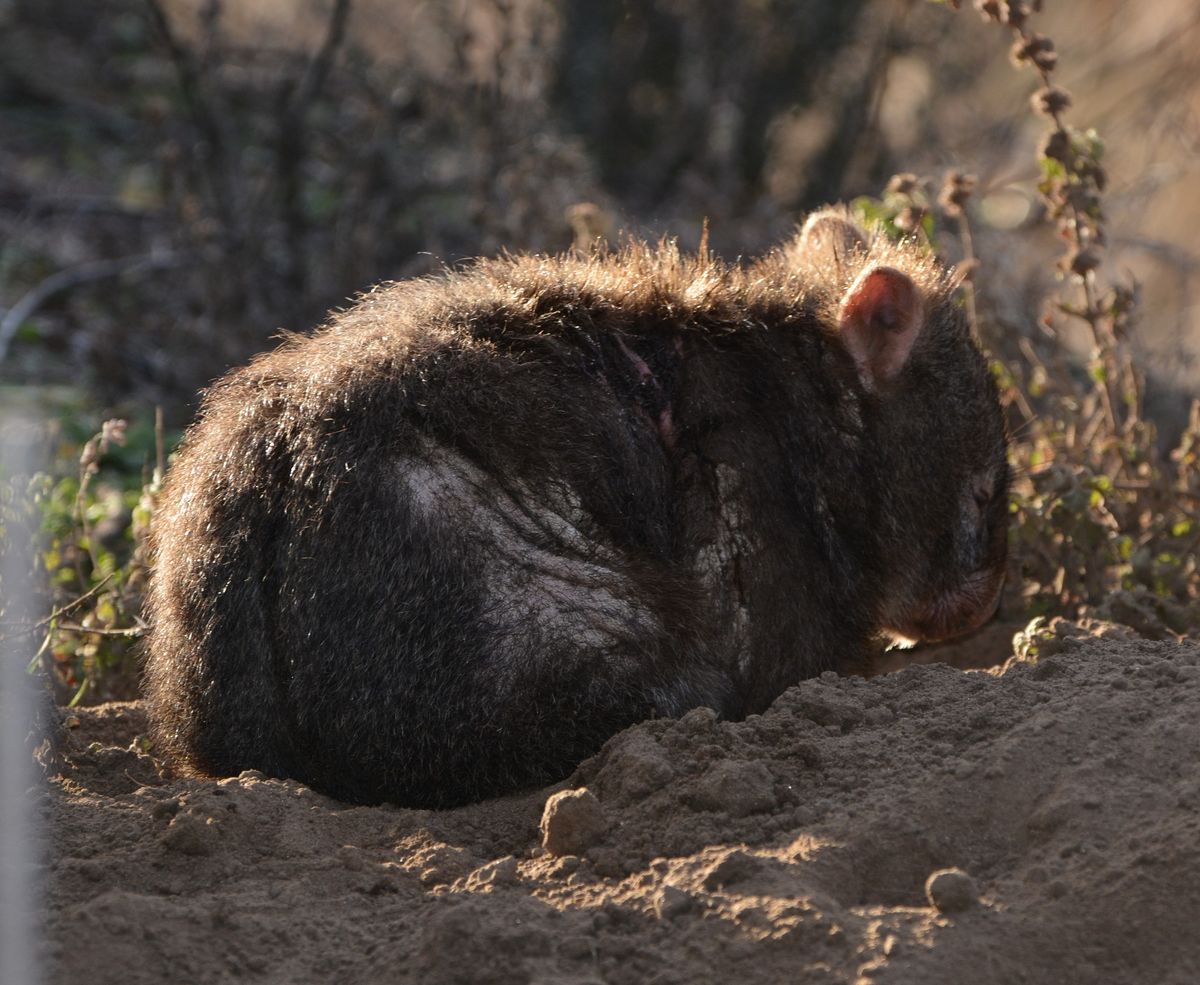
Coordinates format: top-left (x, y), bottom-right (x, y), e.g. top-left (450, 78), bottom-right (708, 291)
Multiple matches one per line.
top-left (144, 215), bottom-right (1008, 807)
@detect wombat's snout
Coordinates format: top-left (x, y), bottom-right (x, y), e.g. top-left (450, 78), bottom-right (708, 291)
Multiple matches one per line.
top-left (896, 566), bottom-right (1005, 645)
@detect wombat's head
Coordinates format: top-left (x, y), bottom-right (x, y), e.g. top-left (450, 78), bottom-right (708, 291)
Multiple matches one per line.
top-left (795, 210), bottom-right (1010, 645)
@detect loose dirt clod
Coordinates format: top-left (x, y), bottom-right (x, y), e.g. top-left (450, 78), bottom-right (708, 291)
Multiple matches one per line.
top-left (540, 788), bottom-right (607, 856)
top-left (159, 810), bottom-right (220, 856)
top-left (689, 760), bottom-right (777, 816)
top-left (702, 849), bottom-right (764, 890)
top-left (653, 884), bottom-right (695, 920)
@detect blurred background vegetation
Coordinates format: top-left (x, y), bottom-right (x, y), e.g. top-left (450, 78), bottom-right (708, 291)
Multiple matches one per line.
top-left (1, 0), bottom-right (1198, 701)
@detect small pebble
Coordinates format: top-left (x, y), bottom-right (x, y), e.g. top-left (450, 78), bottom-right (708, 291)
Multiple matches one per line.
top-left (540, 788), bottom-right (607, 857)
top-left (924, 867), bottom-right (978, 913)
top-left (336, 845), bottom-right (366, 872)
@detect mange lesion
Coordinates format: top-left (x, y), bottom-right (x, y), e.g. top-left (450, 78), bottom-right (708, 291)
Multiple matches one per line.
top-left (398, 443), bottom-right (662, 669)
top-left (694, 462), bottom-right (754, 674)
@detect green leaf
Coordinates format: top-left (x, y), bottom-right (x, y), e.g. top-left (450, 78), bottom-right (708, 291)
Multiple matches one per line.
top-left (67, 679), bottom-right (90, 708)
top-left (920, 211), bottom-right (938, 247)
top-left (1039, 157), bottom-right (1066, 180)
top-left (850, 196), bottom-right (889, 227)
top-left (95, 595), bottom-right (118, 625)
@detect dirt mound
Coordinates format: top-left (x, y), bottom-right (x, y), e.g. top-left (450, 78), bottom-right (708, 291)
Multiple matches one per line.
top-left (38, 625), bottom-right (1200, 984)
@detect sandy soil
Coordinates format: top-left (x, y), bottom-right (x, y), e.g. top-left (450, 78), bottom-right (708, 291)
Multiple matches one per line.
top-left (36, 619), bottom-right (1200, 985)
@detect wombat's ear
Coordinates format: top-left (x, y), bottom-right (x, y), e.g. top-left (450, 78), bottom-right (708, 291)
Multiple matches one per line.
top-left (799, 211), bottom-right (867, 263)
top-left (837, 265), bottom-right (923, 390)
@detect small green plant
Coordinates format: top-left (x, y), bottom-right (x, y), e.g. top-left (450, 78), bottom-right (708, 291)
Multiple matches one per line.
top-left (1, 411), bottom-right (167, 704)
top-left (871, 0), bottom-right (1200, 636)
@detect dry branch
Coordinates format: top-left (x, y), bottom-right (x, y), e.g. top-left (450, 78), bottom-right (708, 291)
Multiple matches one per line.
top-left (0, 253), bottom-right (182, 363)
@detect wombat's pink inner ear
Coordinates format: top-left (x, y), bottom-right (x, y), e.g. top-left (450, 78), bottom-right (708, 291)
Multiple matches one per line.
top-left (836, 265), bottom-right (924, 390)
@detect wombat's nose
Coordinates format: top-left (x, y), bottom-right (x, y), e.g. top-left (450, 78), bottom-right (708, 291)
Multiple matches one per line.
top-left (910, 568), bottom-right (1004, 643)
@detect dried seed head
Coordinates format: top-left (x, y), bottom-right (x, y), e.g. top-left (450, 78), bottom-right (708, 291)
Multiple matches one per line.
top-left (1011, 34), bottom-right (1056, 71)
top-left (1039, 129), bottom-right (1072, 164)
top-left (887, 173), bottom-right (921, 197)
top-left (1031, 85), bottom-right (1072, 117)
top-left (1109, 284), bottom-right (1136, 315)
top-left (894, 206), bottom-right (926, 234)
top-left (100, 419), bottom-right (128, 451)
top-left (974, 0), bottom-right (1002, 21)
top-left (1065, 185), bottom-right (1101, 215)
top-left (1066, 245), bottom-right (1103, 277)
top-left (1078, 161), bottom-right (1108, 192)
top-left (938, 171), bottom-right (978, 216)
top-left (79, 438), bottom-right (100, 473)
top-left (1000, 1), bottom-right (1030, 28)
top-left (565, 202), bottom-right (612, 253)
top-left (1032, 47), bottom-right (1059, 72)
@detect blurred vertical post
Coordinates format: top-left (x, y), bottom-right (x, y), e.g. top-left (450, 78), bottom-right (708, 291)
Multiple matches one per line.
top-left (0, 415), bottom-right (41, 985)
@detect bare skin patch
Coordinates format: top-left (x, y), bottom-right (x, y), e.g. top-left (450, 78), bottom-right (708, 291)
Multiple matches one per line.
top-left (399, 446), bottom-right (661, 674)
top-left (693, 463), bottom-right (754, 673)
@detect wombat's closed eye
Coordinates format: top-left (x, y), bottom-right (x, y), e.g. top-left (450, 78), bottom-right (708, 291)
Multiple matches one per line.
top-left (143, 210), bottom-right (1007, 807)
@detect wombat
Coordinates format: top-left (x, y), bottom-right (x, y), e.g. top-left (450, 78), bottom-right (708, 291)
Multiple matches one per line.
top-left (144, 211), bottom-right (1009, 807)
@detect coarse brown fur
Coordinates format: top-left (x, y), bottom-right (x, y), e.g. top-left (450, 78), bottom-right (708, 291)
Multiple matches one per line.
top-left (144, 212), bottom-right (1009, 807)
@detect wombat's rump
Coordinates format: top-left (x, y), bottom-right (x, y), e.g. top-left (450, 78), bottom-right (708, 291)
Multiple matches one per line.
top-left (144, 213), bottom-right (1009, 807)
